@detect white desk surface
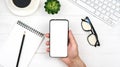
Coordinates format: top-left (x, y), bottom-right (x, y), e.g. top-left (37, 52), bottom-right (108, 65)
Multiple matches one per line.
top-left (0, 0), bottom-right (120, 67)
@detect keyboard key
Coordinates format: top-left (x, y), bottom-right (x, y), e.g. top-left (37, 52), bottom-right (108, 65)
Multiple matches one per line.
top-left (112, 5), bottom-right (116, 9)
top-left (103, 16), bottom-right (109, 21)
top-left (108, 0), bottom-right (112, 2)
top-left (114, 12), bottom-right (120, 17)
top-left (99, 0), bottom-right (104, 2)
top-left (100, 14), bottom-right (104, 18)
top-left (81, 0), bottom-right (87, 2)
top-left (116, 3), bottom-right (120, 7)
top-left (110, 10), bottom-right (114, 13)
top-left (102, 10), bottom-right (106, 14)
top-left (106, 12), bottom-right (110, 16)
top-left (112, 0), bottom-right (116, 4)
top-left (98, 2), bottom-right (103, 6)
top-left (106, 7), bottom-right (110, 11)
top-left (90, 3), bottom-right (94, 7)
top-left (76, 0), bottom-right (95, 12)
top-left (102, 5), bottom-right (107, 9)
top-left (95, 11), bottom-right (100, 16)
top-left (115, 8), bottom-right (119, 11)
top-left (108, 3), bottom-right (112, 7)
top-left (111, 20), bottom-right (118, 24)
top-left (86, 1), bottom-right (91, 4)
top-left (98, 7), bottom-right (102, 11)
top-left (95, 0), bottom-right (99, 4)
top-left (72, 0), bottom-right (76, 1)
top-left (104, 0), bottom-right (108, 4)
top-left (110, 14), bottom-right (118, 21)
top-left (107, 19), bottom-right (115, 25)
top-left (91, 0), bottom-right (95, 2)
top-left (94, 5), bottom-right (99, 9)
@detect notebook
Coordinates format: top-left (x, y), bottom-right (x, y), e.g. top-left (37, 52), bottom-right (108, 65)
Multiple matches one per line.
top-left (0, 21), bottom-right (45, 67)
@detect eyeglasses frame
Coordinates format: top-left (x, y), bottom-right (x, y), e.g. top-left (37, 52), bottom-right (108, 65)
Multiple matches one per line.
top-left (81, 17), bottom-right (100, 47)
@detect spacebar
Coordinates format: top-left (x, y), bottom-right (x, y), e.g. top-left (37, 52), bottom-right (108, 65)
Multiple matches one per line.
top-left (76, 0), bottom-right (95, 12)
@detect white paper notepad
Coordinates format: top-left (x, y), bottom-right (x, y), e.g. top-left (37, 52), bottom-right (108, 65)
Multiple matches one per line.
top-left (0, 21), bottom-right (44, 67)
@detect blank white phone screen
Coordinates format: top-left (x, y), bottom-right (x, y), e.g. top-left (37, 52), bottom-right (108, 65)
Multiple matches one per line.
top-left (50, 19), bottom-right (68, 57)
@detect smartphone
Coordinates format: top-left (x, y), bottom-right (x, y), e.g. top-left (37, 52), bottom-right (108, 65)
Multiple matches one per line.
top-left (50, 19), bottom-right (69, 58)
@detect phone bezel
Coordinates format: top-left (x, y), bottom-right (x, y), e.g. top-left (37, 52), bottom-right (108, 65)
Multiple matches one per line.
top-left (49, 19), bottom-right (69, 58)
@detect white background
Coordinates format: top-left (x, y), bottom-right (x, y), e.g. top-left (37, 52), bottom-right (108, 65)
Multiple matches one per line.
top-left (0, 0), bottom-right (120, 67)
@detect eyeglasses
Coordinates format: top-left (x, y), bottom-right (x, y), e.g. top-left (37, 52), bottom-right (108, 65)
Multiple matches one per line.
top-left (81, 17), bottom-right (100, 47)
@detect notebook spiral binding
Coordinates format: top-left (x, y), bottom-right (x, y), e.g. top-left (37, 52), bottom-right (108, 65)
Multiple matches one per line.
top-left (17, 21), bottom-right (44, 37)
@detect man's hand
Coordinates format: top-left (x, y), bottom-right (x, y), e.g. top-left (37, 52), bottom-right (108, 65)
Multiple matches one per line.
top-left (45, 30), bottom-right (86, 67)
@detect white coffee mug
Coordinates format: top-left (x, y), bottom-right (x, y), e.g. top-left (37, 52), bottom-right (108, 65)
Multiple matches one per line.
top-left (6, 0), bottom-right (41, 16)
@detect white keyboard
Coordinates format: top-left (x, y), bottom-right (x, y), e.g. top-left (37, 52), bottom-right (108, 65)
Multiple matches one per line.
top-left (69, 0), bottom-right (120, 26)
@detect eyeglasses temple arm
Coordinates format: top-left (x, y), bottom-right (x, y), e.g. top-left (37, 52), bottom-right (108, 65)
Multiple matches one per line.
top-left (86, 17), bottom-right (100, 46)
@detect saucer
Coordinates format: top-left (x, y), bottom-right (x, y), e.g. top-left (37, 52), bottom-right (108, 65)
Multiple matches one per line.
top-left (6, 0), bottom-right (40, 16)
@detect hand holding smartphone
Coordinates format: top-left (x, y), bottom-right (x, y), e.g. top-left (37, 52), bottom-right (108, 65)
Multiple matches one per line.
top-left (50, 19), bottom-right (69, 58)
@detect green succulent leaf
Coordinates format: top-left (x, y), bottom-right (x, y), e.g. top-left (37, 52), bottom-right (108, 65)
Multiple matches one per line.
top-left (44, 0), bottom-right (61, 14)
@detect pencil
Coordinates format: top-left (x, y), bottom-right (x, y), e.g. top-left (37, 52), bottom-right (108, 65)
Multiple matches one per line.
top-left (16, 32), bottom-right (26, 67)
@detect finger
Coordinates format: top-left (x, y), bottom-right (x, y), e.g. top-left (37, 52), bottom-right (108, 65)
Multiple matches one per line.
top-left (46, 41), bottom-right (50, 46)
top-left (46, 48), bottom-right (50, 52)
top-left (69, 30), bottom-right (77, 45)
top-left (45, 33), bottom-right (50, 38)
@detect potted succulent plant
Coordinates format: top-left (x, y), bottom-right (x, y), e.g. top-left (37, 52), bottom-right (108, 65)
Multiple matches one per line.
top-left (44, 0), bottom-right (61, 14)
